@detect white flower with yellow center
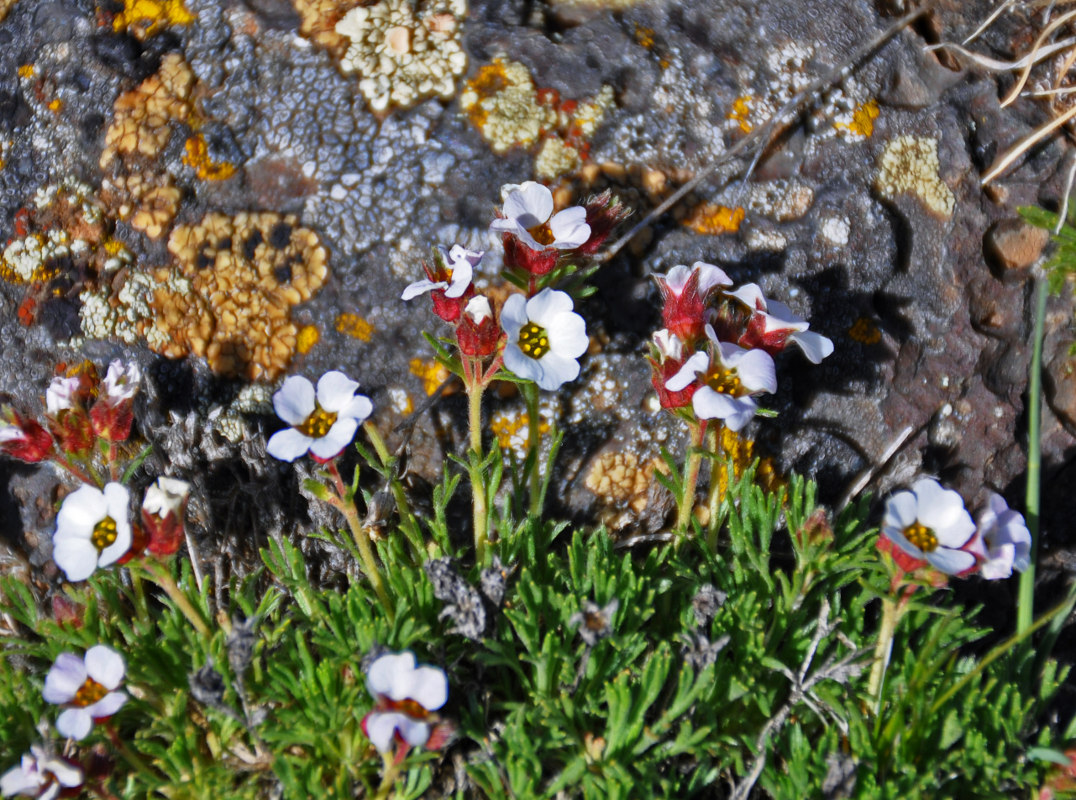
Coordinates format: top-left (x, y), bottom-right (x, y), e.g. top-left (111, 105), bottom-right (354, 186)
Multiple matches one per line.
top-left (0, 745), bottom-right (83, 799)
top-left (665, 327), bottom-right (777, 431)
top-left (53, 483), bottom-right (132, 582)
top-left (363, 651), bottom-right (448, 753)
top-left (501, 289), bottom-right (588, 391)
top-left (881, 478), bottom-right (976, 575)
top-left (267, 371), bottom-right (373, 462)
top-left (43, 646), bottom-right (128, 740)
top-left (490, 182), bottom-right (590, 252)
top-left (974, 492), bottom-right (1031, 580)
top-left (401, 244), bottom-right (481, 301)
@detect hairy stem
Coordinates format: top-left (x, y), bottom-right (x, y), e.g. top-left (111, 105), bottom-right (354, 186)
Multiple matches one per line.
top-left (705, 423), bottom-right (726, 550)
top-left (676, 420), bottom-right (707, 533)
top-left (468, 371), bottom-right (489, 564)
top-left (867, 595), bottom-right (902, 709)
top-left (328, 461), bottom-right (394, 620)
top-left (524, 382), bottom-right (543, 518)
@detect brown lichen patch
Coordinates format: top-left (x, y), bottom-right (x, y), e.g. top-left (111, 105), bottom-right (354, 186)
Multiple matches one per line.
top-left (460, 56), bottom-right (615, 181)
top-left (111, 0), bottom-right (195, 39)
top-left (584, 451), bottom-right (659, 513)
top-left (685, 204), bottom-right (745, 235)
top-left (151, 212), bottom-right (329, 380)
top-left (336, 312), bottom-right (374, 341)
top-left (291, 0), bottom-right (361, 61)
top-left (100, 53), bottom-right (196, 239)
top-left (183, 135), bottom-right (237, 181)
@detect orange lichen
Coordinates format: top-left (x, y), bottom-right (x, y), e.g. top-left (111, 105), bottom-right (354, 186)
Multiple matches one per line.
top-left (490, 411), bottom-right (548, 450)
top-left (336, 312), bottom-right (374, 342)
top-left (712, 427), bottom-right (782, 500)
top-left (686, 204), bottom-right (745, 235)
top-left (584, 451), bottom-right (659, 512)
top-left (100, 53), bottom-right (196, 239)
top-left (729, 96), bottom-right (754, 133)
top-left (296, 325), bottom-right (320, 354)
top-left (633, 24), bottom-right (655, 49)
top-left (47, 98), bottom-right (63, 113)
top-left (834, 99), bottom-right (879, 137)
top-left (111, 0), bottom-right (195, 39)
top-left (17, 65), bottom-right (33, 78)
top-left (182, 135), bottom-right (237, 181)
top-left (848, 317), bottom-right (882, 345)
top-left (409, 357), bottom-right (450, 396)
top-left (151, 212), bottom-right (329, 380)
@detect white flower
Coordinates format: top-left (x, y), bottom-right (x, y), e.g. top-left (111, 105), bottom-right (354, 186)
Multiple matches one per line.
top-left (489, 181), bottom-right (590, 252)
top-left (267, 371), bottom-right (373, 462)
top-left (45, 377), bottom-right (80, 415)
top-left (43, 646), bottom-right (128, 740)
top-left (651, 328), bottom-right (684, 361)
top-left (99, 360), bottom-right (140, 403)
top-left (727, 283), bottom-right (834, 364)
top-left (53, 483), bottom-right (132, 582)
top-left (974, 493), bottom-right (1031, 580)
top-left (363, 651), bottom-right (448, 753)
top-left (0, 745), bottom-right (82, 799)
top-left (142, 476), bottom-right (190, 518)
top-left (881, 478), bottom-right (977, 575)
top-left (665, 327), bottom-right (777, 431)
top-left (657, 262), bottom-right (733, 300)
top-left (401, 244), bottom-right (482, 301)
top-left (501, 289), bottom-right (588, 391)
top-left (465, 295), bottom-right (492, 324)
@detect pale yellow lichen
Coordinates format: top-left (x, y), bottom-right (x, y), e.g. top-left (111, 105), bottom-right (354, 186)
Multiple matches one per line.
top-left (874, 135), bottom-right (955, 218)
top-left (584, 451), bottom-right (659, 513)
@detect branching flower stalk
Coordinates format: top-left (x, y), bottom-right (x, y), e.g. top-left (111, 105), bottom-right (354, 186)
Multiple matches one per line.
top-left (326, 459), bottom-right (394, 620)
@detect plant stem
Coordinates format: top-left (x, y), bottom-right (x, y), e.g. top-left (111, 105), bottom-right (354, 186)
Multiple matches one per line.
top-left (867, 595), bottom-right (902, 710)
top-left (362, 422), bottom-right (424, 554)
top-left (141, 560), bottom-right (211, 638)
top-left (328, 462), bottom-right (394, 621)
top-left (676, 420), bottom-right (707, 533)
top-left (373, 749), bottom-right (404, 800)
top-left (523, 382), bottom-right (543, 518)
top-left (1018, 277), bottom-right (1047, 635)
top-left (467, 369), bottom-right (489, 564)
top-left (705, 423), bottom-right (726, 550)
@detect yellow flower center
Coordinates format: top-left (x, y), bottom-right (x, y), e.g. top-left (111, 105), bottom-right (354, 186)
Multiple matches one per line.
top-left (517, 322), bottom-right (550, 359)
top-left (91, 516), bottom-right (118, 551)
top-left (527, 221), bottom-right (555, 246)
top-left (298, 405), bottom-right (338, 438)
top-left (74, 677), bottom-right (108, 707)
top-left (386, 697), bottom-right (429, 719)
top-left (704, 365), bottom-right (746, 397)
top-left (903, 522), bottom-right (938, 553)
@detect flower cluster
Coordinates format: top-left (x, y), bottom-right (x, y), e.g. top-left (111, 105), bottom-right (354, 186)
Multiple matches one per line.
top-left (648, 262), bottom-right (833, 431)
top-left (879, 477), bottom-right (1031, 579)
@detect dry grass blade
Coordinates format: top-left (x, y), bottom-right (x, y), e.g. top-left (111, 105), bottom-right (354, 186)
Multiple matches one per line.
top-left (928, 36), bottom-right (1076, 71)
top-left (964, 0), bottom-right (1018, 45)
top-left (1001, 7), bottom-right (1076, 106)
top-left (982, 100), bottom-right (1076, 183)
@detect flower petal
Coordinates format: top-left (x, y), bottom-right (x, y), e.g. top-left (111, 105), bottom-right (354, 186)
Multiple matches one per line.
top-left (366, 652), bottom-right (417, 699)
top-left (549, 207), bottom-right (590, 249)
top-left (691, 386), bottom-right (738, 420)
top-left (731, 348), bottom-right (777, 394)
top-left (882, 526), bottom-right (925, 560)
top-left (0, 760), bottom-right (44, 795)
top-left (85, 646), bottom-right (125, 690)
top-left (43, 754), bottom-right (82, 788)
top-left (273, 377), bottom-right (315, 425)
top-left (790, 330), bottom-right (834, 364)
top-left (55, 708), bottom-right (93, 741)
top-left (395, 716), bottom-right (432, 747)
top-left (53, 539), bottom-right (100, 582)
top-left (913, 479), bottom-right (974, 546)
top-left (316, 372), bottom-right (361, 412)
top-left (500, 294), bottom-right (528, 337)
top-left (56, 485), bottom-right (106, 535)
top-left (364, 711), bottom-right (405, 753)
top-left (883, 491), bottom-right (918, 531)
top-left (547, 311), bottom-right (588, 359)
top-left (927, 546), bottom-right (977, 576)
top-left (339, 395), bottom-right (374, 424)
top-left (309, 419), bottom-right (359, 460)
top-left (662, 265), bottom-right (691, 295)
top-left (728, 283), bottom-right (767, 311)
top-left (43, 653), bottom-right (87, 704)
top-left (535, 351), bottom-right (580, 391)
top-left (503, 181), bottom-right (553, 228)
top-left (525, 289), bottom-right (574, 327)
top-left (666, 352), bottom-right (709, 392)
top-left (722, 396), bottom-right (759, 432)
top-left (401, 279), bottom-right (446, 300)
top-left (267, 428), bottom-right (314, 462)
top-left (692, 262), bottom-right (733, 294)
top-left (84, 691), bottom-right (127, 719)
top-left (503, 344), bottom-right (543, 383)
top-left (407, 666), bottom-right (448, 710)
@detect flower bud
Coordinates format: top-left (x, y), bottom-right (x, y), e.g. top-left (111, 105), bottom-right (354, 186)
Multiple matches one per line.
top-left (142, 477), bottom-right (191, 557)
top-left (0, 407), bottom-right (53, 463)
top-left (456, 296), bottom-right (501, 357)
top-left (501, 232), bottom-right (558, 277)
top-left (90, 361), bottom-right (140, 442)
top-left (573, 190), bottom-right (631, 256)
top-left (46, 376), bottom-right (94, 456)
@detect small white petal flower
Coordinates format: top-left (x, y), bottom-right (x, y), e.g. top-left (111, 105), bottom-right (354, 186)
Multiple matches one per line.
top-left (665, 329), bottom-right (777, 431)
top-left (659, 262), bottom-right (733, 298)
top-left (464, 295), bottom-right (492, 325)
top-left (43, 646), bottom-right (127, 741)
top-left (143, 477), bottom-right (191, 518)
top-left (53, 483), bottom-right (132, 582)
top-left (501, 289), bottom-right (588, 391)
top-left (401, 244), bottom-right (482, 300)
top-left (100, 361), bottom-right (140, 402)
top-left (651, 329), bottom-right (684, 361)
top-left (267, 372), bottom-right (373, 462)
top-left (490, 182), bottom-right (591, 252)
top-left (0, 745), bottom-right (82, 798)
top-left (974, 493), bottom-right (1031, 580)
top-left (45, 377), bottom-right (81, 415)
top-left (881, 478), bottom-right (977, 575)
top-left (728, 283), bottom-right (834, 363)
top-left (363, 651), bottom-right (448, 754)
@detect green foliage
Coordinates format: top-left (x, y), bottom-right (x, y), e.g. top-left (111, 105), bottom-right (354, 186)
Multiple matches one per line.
top-left (0, 453), bottom-right (1067, 798)
top-left (1021, 205), bottom-right (1076, 294)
